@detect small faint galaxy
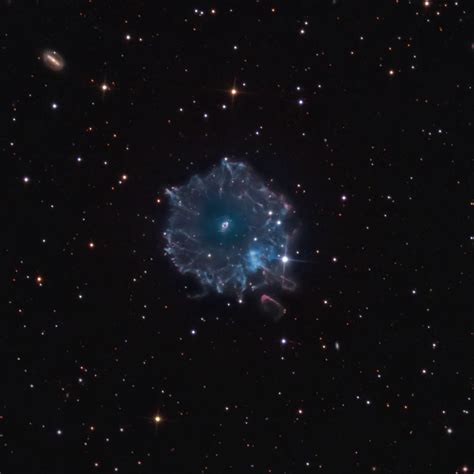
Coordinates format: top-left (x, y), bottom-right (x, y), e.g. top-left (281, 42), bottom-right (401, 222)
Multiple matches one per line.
top-left (41, 49), bottom-right (65, 71)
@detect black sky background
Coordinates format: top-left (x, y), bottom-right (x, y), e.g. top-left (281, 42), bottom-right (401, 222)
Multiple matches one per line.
top-left (2, 1), bottom-right (473, 473)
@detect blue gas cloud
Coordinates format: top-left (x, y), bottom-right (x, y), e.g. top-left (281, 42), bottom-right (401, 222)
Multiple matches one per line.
top-left (164, 159), bottom-right (295, 299)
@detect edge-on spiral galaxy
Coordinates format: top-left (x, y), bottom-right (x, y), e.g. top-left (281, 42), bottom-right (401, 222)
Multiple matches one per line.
top-left (164, 159), bottom-right (296, 299)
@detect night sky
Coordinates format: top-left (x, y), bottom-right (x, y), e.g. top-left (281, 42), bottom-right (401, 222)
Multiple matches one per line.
top-left (3, 1), bottom-right (473, 473)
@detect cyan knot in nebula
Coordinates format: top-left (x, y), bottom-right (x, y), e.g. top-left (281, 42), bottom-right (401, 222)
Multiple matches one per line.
top-left (164, 159), bottom-right (294, 298)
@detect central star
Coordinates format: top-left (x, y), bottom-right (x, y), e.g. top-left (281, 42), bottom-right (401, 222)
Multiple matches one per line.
top-left (220, 219), bottom-right (231, 233)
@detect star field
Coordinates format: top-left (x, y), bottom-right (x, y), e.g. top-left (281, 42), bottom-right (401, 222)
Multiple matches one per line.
top-left (3, 1), bottom-right (473, 473)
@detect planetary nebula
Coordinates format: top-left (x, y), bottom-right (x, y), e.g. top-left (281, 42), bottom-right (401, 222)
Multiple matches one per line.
top-left (164, 159), bottom-right (295, 298)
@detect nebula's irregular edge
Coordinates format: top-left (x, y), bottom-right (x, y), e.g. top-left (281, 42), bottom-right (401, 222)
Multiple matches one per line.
top-left (164, 159), bottom-right (295, 299)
